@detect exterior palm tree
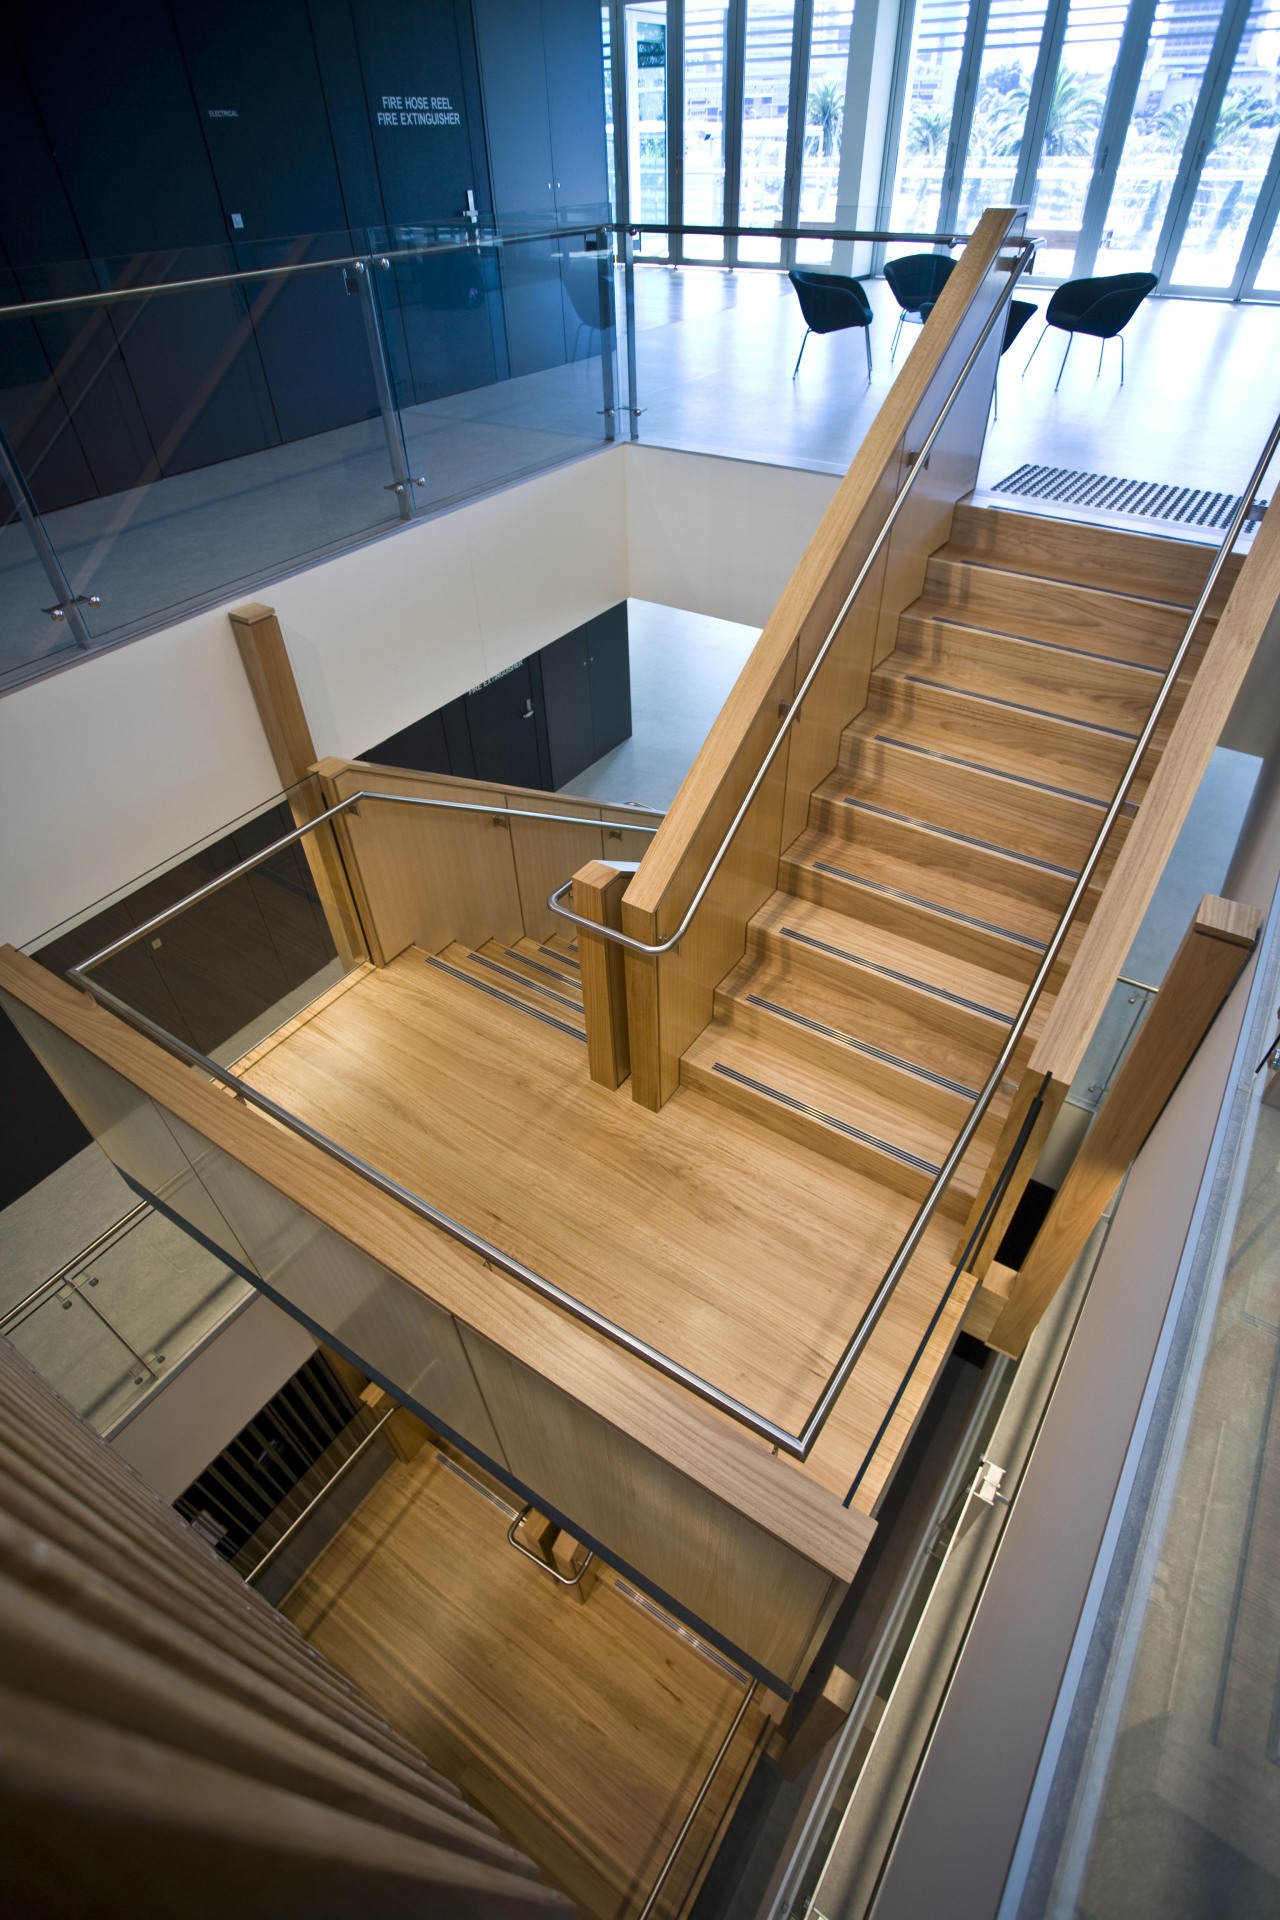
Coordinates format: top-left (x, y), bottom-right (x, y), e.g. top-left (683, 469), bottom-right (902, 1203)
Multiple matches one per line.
top-left (907, 105), bottom-right (952, 158)
top-left (807, 80), bottom-right (844, 159)
top-left (1038, 66), bottom-right (1106, 158)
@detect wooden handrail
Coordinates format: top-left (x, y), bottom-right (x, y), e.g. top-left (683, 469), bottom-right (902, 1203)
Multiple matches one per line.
top-left (618, 207), bottom-right (1025, 1110)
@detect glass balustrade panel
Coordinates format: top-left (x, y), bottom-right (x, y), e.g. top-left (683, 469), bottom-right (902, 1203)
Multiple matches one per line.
top-left (5, 1286), bottom-right (156, 1434)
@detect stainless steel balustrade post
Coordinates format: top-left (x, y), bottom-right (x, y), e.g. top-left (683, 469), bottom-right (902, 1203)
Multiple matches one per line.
top-left (623, 226), bottom-right (640, 440)
top-left (596, 227), bottom-right (618, 443)
top-left (349, 259), bottom-right (423, 521)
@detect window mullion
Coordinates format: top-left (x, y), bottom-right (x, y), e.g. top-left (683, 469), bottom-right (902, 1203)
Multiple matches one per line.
top-left (668, 0), bottom-right (686, 261)
top-left (724, 0), bottom-right (748, 264)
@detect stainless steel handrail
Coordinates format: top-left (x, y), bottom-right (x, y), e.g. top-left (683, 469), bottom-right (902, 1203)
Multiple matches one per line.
top-left (242, 1403), bottom-right (398, 1585)
top-left (546, 232), bottom-right (1039, 959)
top-left (0, 225), bottom-right (610, 322)
top-left (0, 220), bottom-right (969, 323)
top-left (506, 1506), bottom-right (596, 1587)
top-left (69, 790), bottom-right (657, 976)
top-left (0, 1201), bottom-right (150, 1332)
top-left (625, 221), bottom-right (965, 244)
top-left (637, 1681), bottom-right (758, 1920)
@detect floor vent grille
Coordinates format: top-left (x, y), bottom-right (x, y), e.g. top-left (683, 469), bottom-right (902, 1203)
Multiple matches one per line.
top-left (992, 464), bottom-right (1265, 531)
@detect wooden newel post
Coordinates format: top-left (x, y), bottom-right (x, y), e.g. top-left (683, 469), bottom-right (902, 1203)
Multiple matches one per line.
top-left (987, 894), bottom-right (1262, 1358)
top-left (572, 859), bottom-right (634, 1090)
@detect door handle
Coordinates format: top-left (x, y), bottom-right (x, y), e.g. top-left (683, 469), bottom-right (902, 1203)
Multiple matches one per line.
top-left (522, 698), bottom-right (534, 720)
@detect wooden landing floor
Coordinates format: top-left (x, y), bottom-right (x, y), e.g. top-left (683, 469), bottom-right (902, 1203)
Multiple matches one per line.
top-left (283, 1444), bottom-right (769, 1918)
top-left (242, 950), bottom-right (973, 1508)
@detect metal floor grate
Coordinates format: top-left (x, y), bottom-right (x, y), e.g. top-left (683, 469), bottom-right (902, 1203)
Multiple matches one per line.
top-left (992, 463), bottom-right (1264, 531)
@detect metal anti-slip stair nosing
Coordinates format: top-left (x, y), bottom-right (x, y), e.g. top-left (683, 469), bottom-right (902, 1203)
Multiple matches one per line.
top-left (425, 955), bottom-right (587, 1042)
top-left (710, 1062), bottom-right (941, 1177)
top-left (904, 611), bottom-right (1165, 676)
top-left (873, 733), bottom-right (1112, 810)
top-left (778, 925), bottom-right (1015, 1025)
top-left (501, 946), bottom-right (582, 990)
top-left (538, 944), bottom-right (581, 970)
top-left (471, 951), bottom-right (583, 1011)
top-left (744, 994), bottom-right (979, 1100)
top-left (899, 673), bottom-right (1139, 742)
top-left (838, 796), bottom-right (1078, 878)
top-left (811, 861), bottom-right (1049, 952)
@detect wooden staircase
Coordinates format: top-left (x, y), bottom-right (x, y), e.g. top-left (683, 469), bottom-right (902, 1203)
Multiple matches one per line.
top-left (679, 504), bottom-right (1218, 1253)
top-left (429, 934), bottom-right (586, 1041)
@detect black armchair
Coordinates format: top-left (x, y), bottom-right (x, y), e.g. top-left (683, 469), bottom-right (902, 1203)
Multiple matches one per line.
top-left (788, 270), bottom-right (874, 381)
top-left (1025, 272), bottom-right (1158, 389)
top-left (883, 252), bottom-right (956, 361)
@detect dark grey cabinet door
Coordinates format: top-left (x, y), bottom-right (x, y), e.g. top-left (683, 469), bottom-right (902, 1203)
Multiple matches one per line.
top-left (540, 629), bottom-right (594, 788)
top-left (465, 660), bottom-right (551, 789)
top-left (587, 605), bottom-right (632, 762)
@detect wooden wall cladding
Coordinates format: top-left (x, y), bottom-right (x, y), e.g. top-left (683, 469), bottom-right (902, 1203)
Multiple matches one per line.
top-left (316, 758), bottom-right (659, 959)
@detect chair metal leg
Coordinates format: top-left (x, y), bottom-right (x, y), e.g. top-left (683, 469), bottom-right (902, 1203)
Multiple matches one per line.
top-left (1054, 332), bottom-right (1073, 391)
top-left (1023, 325), bottom-right (1048, 375)
top-left (865, 327), bottom-right (872, 383)
top-left (793, 329), bottom-right (811, 379)
top-left (993, 365), bottom-right (999, 421)
top-left (1120, 335), bottom-right (1126, 386)
top-left (890, 312), bottom-right (904, 363)
top-left (1096, 336), bottom-right (1105, 380)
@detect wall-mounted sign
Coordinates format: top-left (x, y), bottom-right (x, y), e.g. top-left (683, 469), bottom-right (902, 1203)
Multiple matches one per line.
top-left (376, 93), bottom-right (462, 128)
top-left (206, 109), bottom-right (238, 119)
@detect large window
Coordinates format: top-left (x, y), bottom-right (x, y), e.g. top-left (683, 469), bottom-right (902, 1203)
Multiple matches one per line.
top-left (1169, 0), bottom-right (1280, 286)
top-left (603, 0), bottom-right (1280, 294)
top-left (1095, 0), bottom-right (1230, 274)
top-left (889, 0), bottom-right (975, 234)
top-left (685, 3), bottom-right (730, 257)
top-left (739, 0), bottom-right (797, 259)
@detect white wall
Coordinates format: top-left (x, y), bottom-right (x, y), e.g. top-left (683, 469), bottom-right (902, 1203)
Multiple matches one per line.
top-left (0, 441), bottom-right (834, 947)
top-left (624, 444), bottom-right (839, 629)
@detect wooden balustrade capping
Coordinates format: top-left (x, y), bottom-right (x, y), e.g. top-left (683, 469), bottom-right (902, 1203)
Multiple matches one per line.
top-left (617, 207), bottom-right (1024, 1111)
top-left (986, 895), bottom-right (1261, 1357)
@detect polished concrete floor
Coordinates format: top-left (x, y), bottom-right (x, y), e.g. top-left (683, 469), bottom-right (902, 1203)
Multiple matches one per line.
top-left (5, 264), bottom-right (1279, 688)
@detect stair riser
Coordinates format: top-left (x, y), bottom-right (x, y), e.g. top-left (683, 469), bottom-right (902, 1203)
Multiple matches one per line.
top-left (924, 556), bottom-right (1191, 666)
top-left (780, 855), bottom-right (1047, 985)
top-left (807, 792), bottom-right (1074, 925)
top-left (895, 616), bottom-right (1158, 735)
top-left (868, 676), bottom-right (1138, 800)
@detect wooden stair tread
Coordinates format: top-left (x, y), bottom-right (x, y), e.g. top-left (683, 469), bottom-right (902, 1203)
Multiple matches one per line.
top-left (894, 611), bottom-right (1160, 735)
top-left (865, 668), bottom-right (1141, 800)
top-left (682, 1016), bottom-right (999, 1206)
top-left (922, 553), bottom-right (1194, 667)
top-left (437, 943), bottom-right (587, 1037)
top-left (833, 737), bottom-right (1119, 872)
top-left (749, 890), bottom-right (1034, 1026)
top-left (719, 947), bottom-right (1008, 1097)
top-left (805, 791), bottom-right (1078, 928)
top-left (946, 502), bottom-right (1236, 608)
